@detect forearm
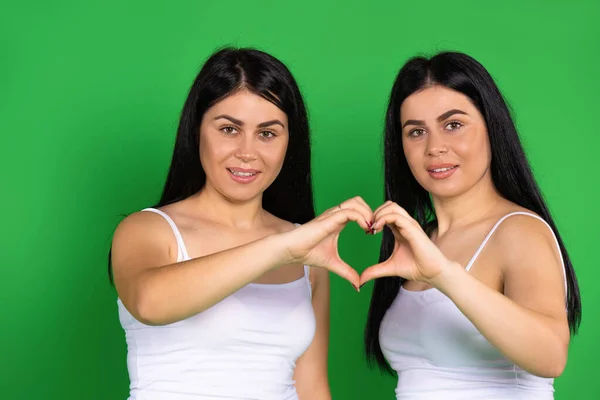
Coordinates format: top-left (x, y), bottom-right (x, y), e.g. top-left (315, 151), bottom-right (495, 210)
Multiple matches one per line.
top-left (432, 263), bottom-right (568, 378)
top-left (133, 233), bottom-right (290, 325)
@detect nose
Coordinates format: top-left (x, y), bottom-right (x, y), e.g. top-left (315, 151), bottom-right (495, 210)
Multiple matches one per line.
top-left (234, 136), bottom-right (258, 163)
top-left (426, 133), bottom-right (449, 157)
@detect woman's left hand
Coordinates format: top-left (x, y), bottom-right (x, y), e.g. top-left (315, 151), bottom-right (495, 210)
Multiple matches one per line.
top-left (360, 201), bottom-right (455, 286)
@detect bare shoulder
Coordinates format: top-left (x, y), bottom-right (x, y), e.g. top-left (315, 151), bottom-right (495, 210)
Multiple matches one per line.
top-left (490, 208), bottom-right (563, 274)
top-left (111, 209), bottom-right (179, 272)
top-left (113, 210), bottom-right (172, 247)
top-left (493, 210), bottom-right (557, 251)
top-left (485, 207), bottom-right (568, 329)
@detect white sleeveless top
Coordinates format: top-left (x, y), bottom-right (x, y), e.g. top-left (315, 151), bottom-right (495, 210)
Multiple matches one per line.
top-left (380, 212), bottom-right (568, 400)
top-left (117, 208), bottom-right (316, 400)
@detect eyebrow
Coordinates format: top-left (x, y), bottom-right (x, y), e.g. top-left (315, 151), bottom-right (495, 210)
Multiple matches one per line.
top-left (214, 115), bottom-right (243, 125)
top-left (214, 115), bottom-right (285, 128)
top-left (402, 109), bottom-right (468, 129)
top-left (257, 119), bottom-right (285, 128)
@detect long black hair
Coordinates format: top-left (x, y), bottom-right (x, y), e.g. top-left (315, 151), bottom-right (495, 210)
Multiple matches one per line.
top-left (364, 51), bottom-right (582, 374)
top-left (108, 47), bottom-right (315, 283)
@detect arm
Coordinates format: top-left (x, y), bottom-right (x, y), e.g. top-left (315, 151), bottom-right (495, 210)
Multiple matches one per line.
top-left (293, 267), bottom-right (331, 400)
top-left (111, 211), bottom-right (292, 326)
top-left (112, 197), bottom-right (370, 326)
top-left (431, 215), bottom-right (570, 378)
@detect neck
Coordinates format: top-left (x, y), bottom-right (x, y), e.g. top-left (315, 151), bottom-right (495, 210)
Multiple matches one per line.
top-left (190, 184), bottom-right (266, 230)
top-left (432, 172), bottom-right (501, 237)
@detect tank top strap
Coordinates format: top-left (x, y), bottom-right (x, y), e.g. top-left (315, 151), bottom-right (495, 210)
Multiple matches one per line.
top-left (303, 264), bottom-right (313, 299)
top-left (465, 211), bottom-right (567, 296)
top-left (142, 207), bottom-right (190, 261)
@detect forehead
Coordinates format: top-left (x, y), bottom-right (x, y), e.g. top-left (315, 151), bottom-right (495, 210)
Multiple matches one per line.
top-left (400, 85), bottom-right (477, 119)
top-left (206, 90), bottom-right (287, 122)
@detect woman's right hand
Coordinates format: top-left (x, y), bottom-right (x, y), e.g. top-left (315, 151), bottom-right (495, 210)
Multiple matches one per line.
top-left (280, 196), bottom-right (374, 289)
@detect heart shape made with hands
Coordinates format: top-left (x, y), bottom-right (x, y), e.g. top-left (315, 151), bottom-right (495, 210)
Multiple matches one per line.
top-left (358, 201), bottom-right (451, 289)
top-left (309, 199), bottom-right (450, 291)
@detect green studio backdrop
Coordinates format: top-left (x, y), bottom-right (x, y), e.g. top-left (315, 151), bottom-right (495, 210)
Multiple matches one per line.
top-left (1, 0), bottom-right (598, 399)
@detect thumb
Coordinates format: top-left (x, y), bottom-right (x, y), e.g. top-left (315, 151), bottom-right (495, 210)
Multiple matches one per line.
top-left (360, 260), bottom-right (397, 286)
top-left (326, 256), bottom-right (360, 290)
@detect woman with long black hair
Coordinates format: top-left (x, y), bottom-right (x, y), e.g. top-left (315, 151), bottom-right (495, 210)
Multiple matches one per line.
top-left (109, 47), bottom-right (369, 400)
top-left (362, 51), bottom-right (582, 399)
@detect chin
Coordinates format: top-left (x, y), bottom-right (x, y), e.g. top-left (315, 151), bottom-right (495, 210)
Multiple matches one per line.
top-left (421, 180), bottom-right (466, 199)
top-left (209, 171), bottom-right (277, 204)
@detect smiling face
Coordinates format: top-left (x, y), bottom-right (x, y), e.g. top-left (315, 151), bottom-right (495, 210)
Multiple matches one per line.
top-left (198, 90), bottom-right (289, 203)
top-left (400, 85), bottom-right (492, 199)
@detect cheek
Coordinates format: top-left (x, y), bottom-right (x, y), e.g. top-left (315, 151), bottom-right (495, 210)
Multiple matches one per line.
top-left (263, 139), bottom-right (289, 167)
top-left (452, 133), bottom-right (490, 166)
top-left (266, 148), bottom-right (286, 169)
top-left (453, 141), bottom-right (472, 159)
top-left (200, 136), bottom-right (233, 166)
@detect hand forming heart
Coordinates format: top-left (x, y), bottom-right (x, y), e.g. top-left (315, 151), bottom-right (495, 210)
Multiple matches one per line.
top-left (283, 196), bottom-right (374, 289)
top-left (284, 198), bottom-right (453, 291)
top-left (359, 200), bottom-right (452, 287)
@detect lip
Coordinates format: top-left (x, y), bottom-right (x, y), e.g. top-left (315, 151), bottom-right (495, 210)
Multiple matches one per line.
top-left (227, 167), bottom-right (260, 184)
top-left (426, 163), bottom-right (458, 180)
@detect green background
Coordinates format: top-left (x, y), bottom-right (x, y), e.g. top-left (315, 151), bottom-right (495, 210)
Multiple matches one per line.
top-left (1, 0), bottom-right (598, 398)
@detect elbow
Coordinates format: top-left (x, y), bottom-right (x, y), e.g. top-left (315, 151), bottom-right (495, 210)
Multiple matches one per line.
top-left (546, 352), bottom-right (568, 378)
top-left (550, 364), bottom-right (566, 379)
top-left (132, 288), bottom-right (170, 326)
top-left (547, 338), bottom-right (569, 378)
top-left (526, 323), bottom-right (570, 379)
top-left (535, 344), bottom-right (568, 378)
top-left (538, 360), bottom-right (566, 379)
top-left (135, 301), bottom-right (162, 326)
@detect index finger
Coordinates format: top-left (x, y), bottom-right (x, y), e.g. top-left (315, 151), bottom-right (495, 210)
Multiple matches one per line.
top-left (325, 208), bottom-right (372, 232)
top-left (340, 196), bottom-right (374, 224)
top-left (373, 202), bottom-right (414, 225)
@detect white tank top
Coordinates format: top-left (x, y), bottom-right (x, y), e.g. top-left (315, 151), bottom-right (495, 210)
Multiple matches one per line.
top-left (379, 212), bottom-right (568, 400)
top-left (116, 208), bottom-right (316, 400)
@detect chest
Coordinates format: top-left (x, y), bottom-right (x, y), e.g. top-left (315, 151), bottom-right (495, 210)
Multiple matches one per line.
top-left (403, 225), bottom-right (505, 292)
top-left (380, 289), bottom-right (508, 368)
top-left (121, 280), bottom-right (316, 360)
top-left (178, 224), bottom-right (305, 284)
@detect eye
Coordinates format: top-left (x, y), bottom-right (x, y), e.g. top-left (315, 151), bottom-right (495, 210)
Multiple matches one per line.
top-left (220, 126), bottom-right (238, 135)
top-left (408, 128), bottom-right (425, 138)
top-left (259, 130), bottom-right (276, 139)
top-left (445, 121), bottom-right (463, 131)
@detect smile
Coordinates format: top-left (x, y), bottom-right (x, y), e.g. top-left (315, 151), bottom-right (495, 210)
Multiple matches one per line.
top-left (227, 168), bottom-right (261, 184)
top-left (228, 169), bottom-right (258, 177)
top-left (427, 164), bottom-right (459, 180)
top-left (428, 166), bottom-right (457, 173)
